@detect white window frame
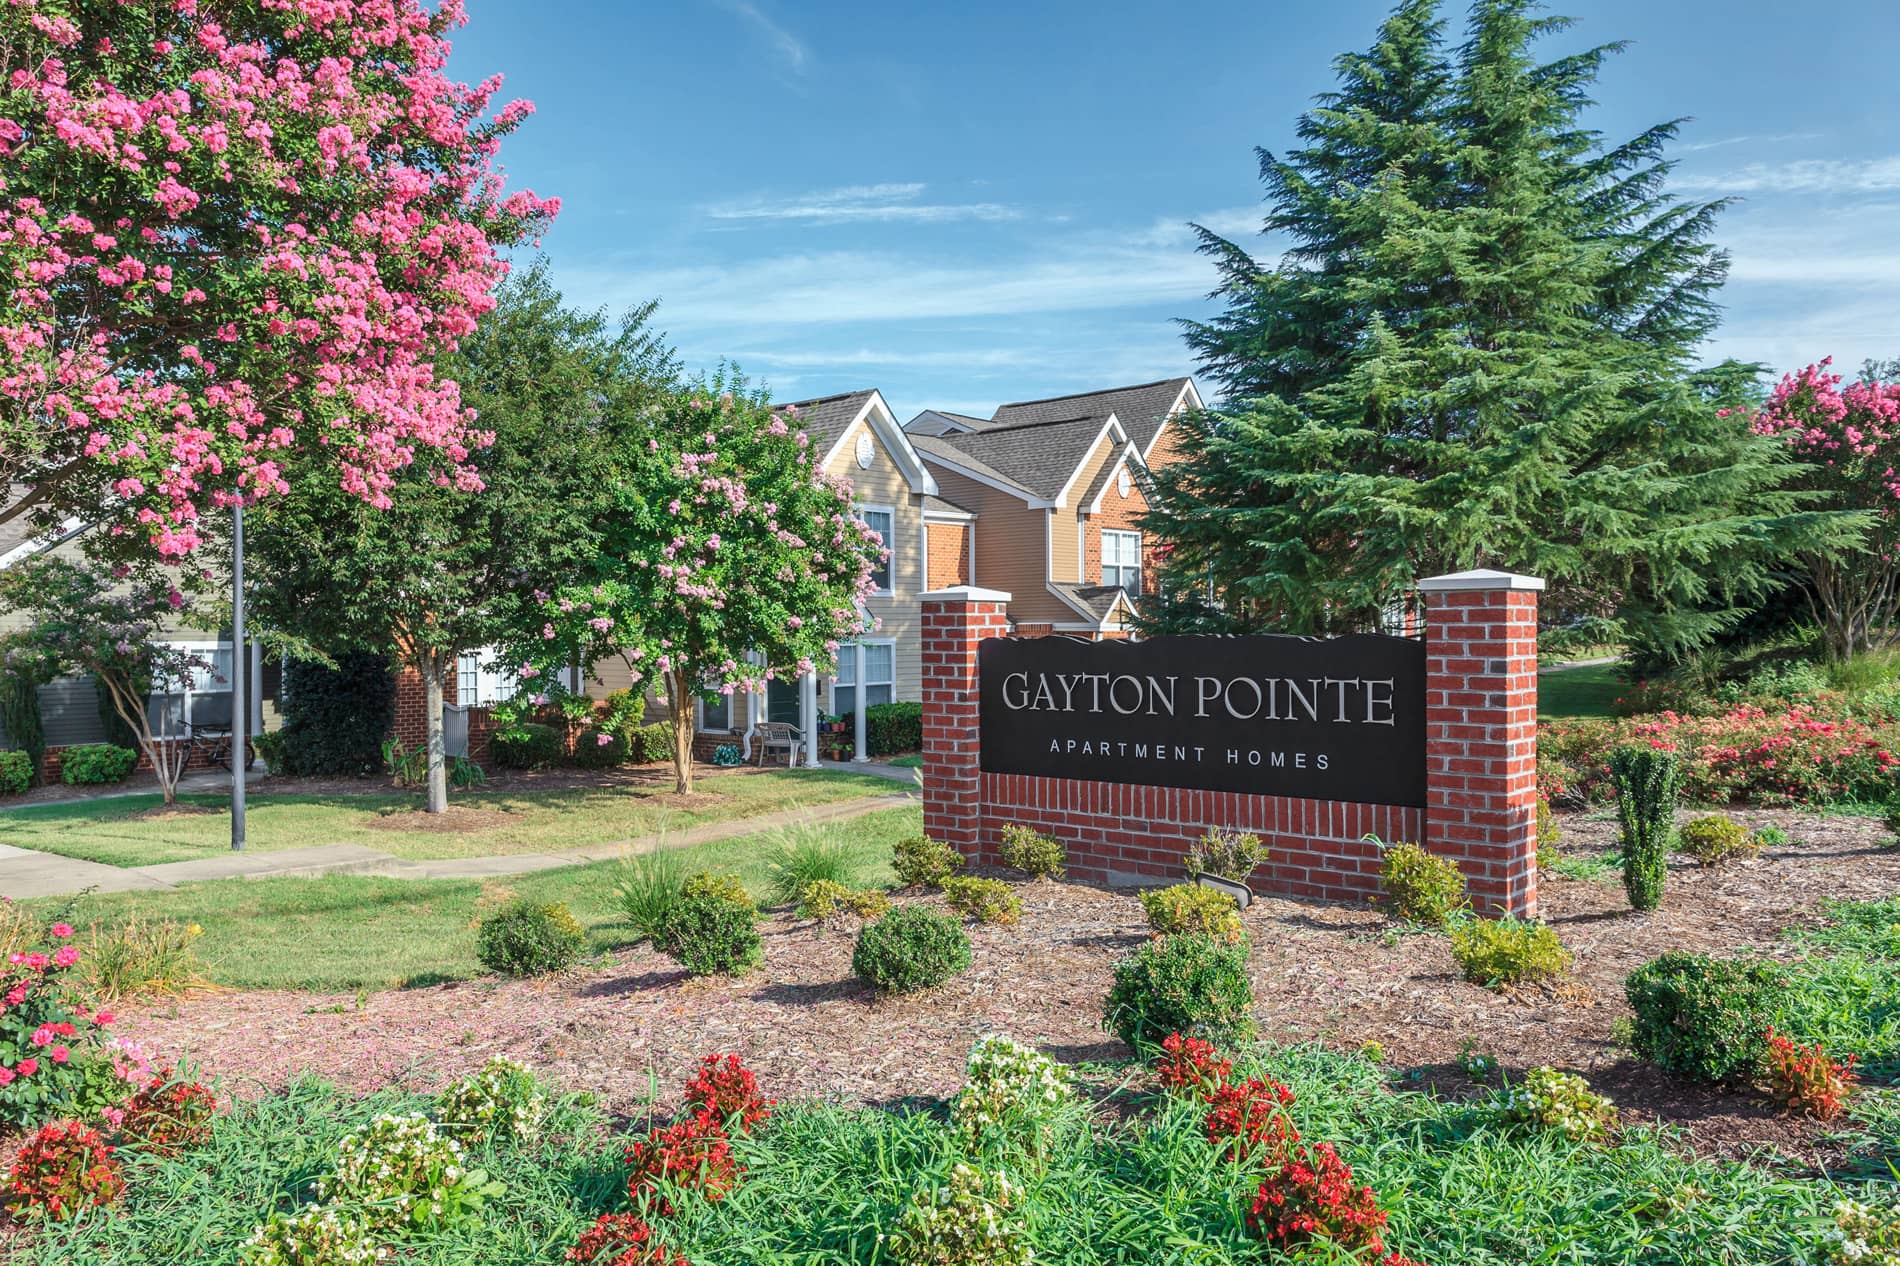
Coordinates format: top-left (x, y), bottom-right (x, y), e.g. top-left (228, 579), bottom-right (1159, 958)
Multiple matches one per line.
top-left (830, 638), bottom-right (896, 718)
top-left (1103, 529), bottom-right (1143, 591)
top-left (856, 503), bottom-right (896, 595)
top-left (150, 639), bottom-right (233, 732)
top-left (698, 690), bottom-right (734, 733)
top-left (456, 646), bottom-right (527, 708)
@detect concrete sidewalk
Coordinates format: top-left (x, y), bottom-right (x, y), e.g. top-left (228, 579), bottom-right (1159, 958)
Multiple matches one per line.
top-left (0, 790), bottom-right (921, 900)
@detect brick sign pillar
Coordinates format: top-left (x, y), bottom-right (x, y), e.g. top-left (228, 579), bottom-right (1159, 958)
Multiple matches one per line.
top-left (1417, 569), bottom-right (1544, 917)
top-left (920, 587), bottom-right (1013, 854)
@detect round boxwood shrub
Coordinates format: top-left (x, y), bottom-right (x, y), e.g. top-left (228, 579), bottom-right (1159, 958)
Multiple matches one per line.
top-left (0, 750), bottom-right (31, 796)
top-left (1102, 932), bottom-right (1254, 1051)
top-left (573, 728), bottom-right (628, 770)
top-left (1378, 841), bottom-right (1467, 926)
top-left (476, 899), bottom-right (587, 977)
top-left (660, 891), bottom-right (762, 977)
top-left (59, 743), bottom-right (138, 785)
top-left (1624, 951), bottom-right (1789, 1084)
top-left (1676, 814), bottom-right (1759, 867)
top-left (852, 905), bottom-right (971, 993)
top-left (489, 722), bottom-right (565, 770)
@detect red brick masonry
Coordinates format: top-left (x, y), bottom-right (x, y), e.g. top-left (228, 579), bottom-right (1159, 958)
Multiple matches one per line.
top-left (921, 572), bottom-right (1542, 918)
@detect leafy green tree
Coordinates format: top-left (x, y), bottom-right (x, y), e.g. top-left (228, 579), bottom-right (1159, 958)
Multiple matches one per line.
top-left (237, 262), bottom-right (677, 811)
top-left (527, 376), bottom-right (883, 795)
top-left (1143, 0), bottom-right (1858, 659)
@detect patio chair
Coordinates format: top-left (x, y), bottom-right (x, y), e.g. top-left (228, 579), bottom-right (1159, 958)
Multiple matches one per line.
top-left (753, 721), bottom-right (803, 768)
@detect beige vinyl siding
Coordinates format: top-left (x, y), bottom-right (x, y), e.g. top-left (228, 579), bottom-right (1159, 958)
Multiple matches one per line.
top-left (1050, 432), bottom-right (1118, 587)
top-left (827, 414), bottom-right (924, 704)
top-left (924, 465), bottom-right (1074, 625)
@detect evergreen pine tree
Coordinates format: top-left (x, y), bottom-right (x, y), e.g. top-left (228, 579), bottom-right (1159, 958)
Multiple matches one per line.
top-left (1144, 0), bottom-right (1858, 655)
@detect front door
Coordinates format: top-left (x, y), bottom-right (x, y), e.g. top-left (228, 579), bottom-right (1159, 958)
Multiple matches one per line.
top-left (767, 679), bottom-right (801, 726)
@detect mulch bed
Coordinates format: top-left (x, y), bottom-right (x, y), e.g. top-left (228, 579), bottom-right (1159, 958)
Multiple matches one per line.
top-left (119, 808), bottom-right (1896, 1168)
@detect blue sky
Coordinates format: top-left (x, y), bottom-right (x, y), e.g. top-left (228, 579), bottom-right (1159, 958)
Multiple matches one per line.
top-left (447, 0), bottom-right (1899, 419)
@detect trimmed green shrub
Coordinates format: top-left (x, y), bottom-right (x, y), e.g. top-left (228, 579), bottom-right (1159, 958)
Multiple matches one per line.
top-left (476, 900), bottom-right (587, 977)
top-left (659, 891), bottom-right (762, 977)
top-left (1535, 794), bottom-right (1560, 868)
top-left (998, 823), bottom-right (1065, 879)
top-left (893, 835), bottom-right (964, 889)
top-left (1102, 933), bottom-right (1254, 1050)
top-left (0, 669), bottom-right (46, 789)
top-left (632, 722), bottom-right (672, 764)
top-left (1449, 916), bottom-right (1570, 987)
top-left (0, 750), bottom-right (30, 796)
top-left (1610, 745), bottom-right (1678, 911)
top-left (864, 701), bottom-right (922, 756)
top-left (1184, 828), bottom-right (1269, 883)
top-left (1624, 951), bottom-right (1788, 1084)
top-left (1138, 884), bottom-right (1243, 942)
top-left (1676, 814), bottom-right (1758, 866)
top-left (250, 728), bottom-right (287, 775)
top-left (942, 876), bottom-right (1021, 926)
top-left (59, 743), bottom-right (137, 785)
top-left (796, 879), bottom-right (890, 922)
top-left (1884, 797), bottom-right (1900, 841)
top-left (279, 650), bottom-right (397, 776)
top-left (573, 728), bottom-right (628, 769)
top-left (852, 905), bottom-right (971, 993)
top-left (489, 722), bottom-right (564, 770)
top-left (601, 688), bottom-right (646, 744)
top-left (682, 871), bottom-right (755, 912)
top-left (1378, 841), bottom-right (1467, 925)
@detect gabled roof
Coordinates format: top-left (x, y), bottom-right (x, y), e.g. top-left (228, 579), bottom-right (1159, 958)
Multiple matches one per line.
top-left (776, 390), bottom-right (879, 452)
top-left (990, 378), bottom-right (1196, 457)
top-left (915, 413), bottom-right (1122, 505)
top-left (1048, 582), bottom-right (1137, 626)
top-left (904, 409), bottom-right (995, 438)
top-left (774, 389), bottom-right (939, 498)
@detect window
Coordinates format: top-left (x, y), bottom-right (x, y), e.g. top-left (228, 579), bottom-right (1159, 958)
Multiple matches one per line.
top-left (831, 641), bottom-right (894, 718)
top-left (149, 641), bottom-right (233, 733)
top-left (1103, 530), bottom-right (1143, 593)
top-left (700, 689), bottom-right (732, 732)
top-left (858, 507), bottom-right (893, 592)
top-left (456, 648), bottom-right (523, 707)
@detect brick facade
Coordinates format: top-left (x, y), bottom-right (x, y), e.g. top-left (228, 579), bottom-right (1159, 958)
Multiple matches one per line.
top-left (922, 571), bottom-right (1542, 917)
top-left (925, 521), bottom-right (971, 590)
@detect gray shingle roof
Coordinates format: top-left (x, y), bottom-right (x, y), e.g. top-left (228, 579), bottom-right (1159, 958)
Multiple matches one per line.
top-left (773, 390), bottom-right (876, 454)
top-left (910, 432), bottom-right (1038, 498)
top-left (921, 494), bottom-right (977, 517)
top-left (990, 378), bottom-right (1191, 454)
top-left (1049, 582), bottom-right (1135, 622)
top-left (916, 413), bottom-right (1115, 502)
top-left (903, 410), bottom-right (994, 437)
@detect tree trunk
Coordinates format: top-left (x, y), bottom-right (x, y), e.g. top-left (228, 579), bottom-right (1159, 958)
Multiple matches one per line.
top-left (667, 668), bottom-right (695, 795)
top-left (423, 651), bottom-right (448, 814)
top-left (103, 673), bottom-right (182, 806)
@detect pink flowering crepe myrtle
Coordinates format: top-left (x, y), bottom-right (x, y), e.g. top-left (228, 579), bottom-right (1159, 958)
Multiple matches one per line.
top-left (0, 0), bottom-right (557, 561)
top-left (524, 386), bottom-right (884, 793)
top-left (1733, 358), bottom-right (1900, 657)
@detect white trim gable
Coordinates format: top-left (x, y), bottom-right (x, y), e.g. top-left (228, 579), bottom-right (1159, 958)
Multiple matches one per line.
top-left (1141, 379), bottom-right (1203, 462)
top-left (821, 391), bottom-right (940, 497)
top-left (1050, 413), bottom-right (1129, 509)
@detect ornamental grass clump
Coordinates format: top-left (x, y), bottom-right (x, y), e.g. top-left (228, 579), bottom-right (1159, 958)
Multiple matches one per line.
top-left (1185, 828), bottom-right (1269, 883)
top-left (886, 1163), bottom-right (1032, 1266)
top-left (659, 892), bottom-right (762, 978)
top-left (320, 1112), bottom-right (502, 1231)
top-left (1491, 1066), bottom-right (1617, 1141)
top-left (1676, 814), bottom-right (1759, 867)
top-left (764, 824), bottom-right (861, 905)
top-left (1139, 883), bottom-right (1244, 942)
top-left (997, 823), bottom-right (1065, 879)
top-left (1449, 916), bottom-right (1570, 988)
top-left (853, 906), bottom-right (972, 993)
top-left (240, 1206), bottom-right (385, 1266)
top-left (1623, 951), bottom-right (1788, 1084)
top-left (893, 836), bottom-right (965, 890)
top-left (941, 876), bottom-right (1021, 926)
top-left (1103, 933), bottom-right (1255, 1050)
top-left (1610, 745), bottom-right (1679, 911)
top-left (475, 899), bottom-right (587, 978)
top-left (951, 1034), bottom-right (1072, 1150)
top-left (617, 849), bottom-right (688, 945)
top-left (1377, 841), bottom-right (1467, 926)
top-left (434, 1056), bottom-right (547, 1143)
top-left (4, 1120), bottom-right (124, 1221)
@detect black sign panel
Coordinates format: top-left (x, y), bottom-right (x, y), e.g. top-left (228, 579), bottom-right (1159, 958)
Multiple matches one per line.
top-left (978, 634), bottom-right (1427, 808)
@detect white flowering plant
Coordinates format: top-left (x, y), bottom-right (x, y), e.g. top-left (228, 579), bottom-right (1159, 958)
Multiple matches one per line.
top-left (1490, 1066), bottom-right (1616, 1142)
top-left (319, 1113), bottom-right (503, 1231)
top-left (886, 1162), bottom-right (1033, 1266)
top-left (434, 1057), bottom-right (548, 1143)
top-left (239, 1205), bottom-right (388, 1266)
top-left (951, 1034), bottom-right (1073, 1152)
top-left (1832, 1194), bottom-right (1900, 1265)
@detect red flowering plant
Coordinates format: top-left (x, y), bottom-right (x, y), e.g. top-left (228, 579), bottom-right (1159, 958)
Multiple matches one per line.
top-left (683, 1053), bottom-right (773, 1133)
top-left (1763, 1029), bottom-right (1858, 1120)
top-left (0, 920), bottom-right (131, 1127)
top-left (110, 1066), bottom-right (217, 1156)
top-left (566, 1213), bottom-right (688, 1266)
top-left (624, 1109), bottom-right (737, 1215)
top-left (1247, 1141), bottom-right (1406, 1262)
top-left (1206, 1076), bottom-right (1301, 1166)
top-left (5, 1120), bottom-right (125, 1221)
top-left (1155, 1032), bottom-right (1232, 1100)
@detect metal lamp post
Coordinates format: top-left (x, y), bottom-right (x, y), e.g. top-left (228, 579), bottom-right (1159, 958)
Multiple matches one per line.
top-left (231, 501), bottom-right (246, 852)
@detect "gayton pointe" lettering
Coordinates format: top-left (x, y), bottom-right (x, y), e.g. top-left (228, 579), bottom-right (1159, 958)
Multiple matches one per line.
top-left (998, 672), bottom-right (1399, 726)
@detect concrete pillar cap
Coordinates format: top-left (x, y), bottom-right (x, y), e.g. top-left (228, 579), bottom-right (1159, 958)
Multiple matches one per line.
top-left (1416, 569), bottom-right (1545, 592)
top-left (921, 586), bottom-right (1013, 603)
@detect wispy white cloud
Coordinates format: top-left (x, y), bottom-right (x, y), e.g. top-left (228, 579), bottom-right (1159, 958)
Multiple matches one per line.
top-left (1676, 156), bottom-right (1900, 194)
top-left (707, 182), bottom-right (1020, 226)
top-left (1719, 202), bottom-right (1900, 286)
top-left (727, 346), bottom-right (1045, 370)
top-left (1675, 132), bottom-right (1822, 154)
top-left (709, 0), bottom-right (809, 73)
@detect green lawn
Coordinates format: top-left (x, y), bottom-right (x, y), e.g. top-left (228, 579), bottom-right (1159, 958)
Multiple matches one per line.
top-left (1538, 660), bottom-right (1624, 721)
top-left (0, 768), bottom-right (903, 867)
top-left (28, 805), bottom-right (920, 992)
